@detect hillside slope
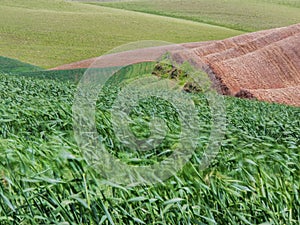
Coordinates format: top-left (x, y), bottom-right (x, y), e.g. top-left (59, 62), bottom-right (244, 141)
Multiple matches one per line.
top-left (52, 23), bottom-right (300, 106)
top-left (0, 0), bottom-right (241, 68)
top-left (184, 23), bottom-right (300, 106)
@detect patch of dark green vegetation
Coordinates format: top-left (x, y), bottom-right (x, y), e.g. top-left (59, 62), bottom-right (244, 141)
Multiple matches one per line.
top-left (152, 57), bottom-right (203, 93)
top-left (0, 56), bottom-right (43, 73)
top-left (0, 56), bottom-right (88, 83)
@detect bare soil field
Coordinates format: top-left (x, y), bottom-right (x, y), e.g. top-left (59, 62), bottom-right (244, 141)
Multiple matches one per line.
top-left (51, 23), bottom-right (300, 106)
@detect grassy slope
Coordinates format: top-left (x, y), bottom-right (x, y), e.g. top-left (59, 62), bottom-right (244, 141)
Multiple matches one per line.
top-left (0, 56), bottom-right (43, 73)
top-left (95, 0), bottom-right (300, 32)
top-left (0, 0), bottom-right (242, 68)
top-left (0, 65), bottom-right (299, 223)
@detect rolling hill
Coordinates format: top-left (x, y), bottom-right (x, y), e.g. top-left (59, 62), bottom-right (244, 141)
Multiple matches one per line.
top-left (176, 23), bottom-right (300, 106)
top-left (51, 23), bottom-right (300, 106)
top-left (95, 0), bottom-right (300, 31)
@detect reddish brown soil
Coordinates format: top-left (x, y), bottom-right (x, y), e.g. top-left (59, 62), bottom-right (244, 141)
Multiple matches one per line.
top-left (236, 86), bottom-right (300, 107)
top-left (174, 23), bottom-right (300, 106)
top-left (50, 24), bottom-right (300, 107)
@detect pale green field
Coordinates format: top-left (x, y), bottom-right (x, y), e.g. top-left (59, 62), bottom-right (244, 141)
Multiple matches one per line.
top-left (95, 0), bottom-right (300, 32)
top-left (0, 0), bottom-right (242, 68)
top-left (262, 0), bottom-right (300, 7)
